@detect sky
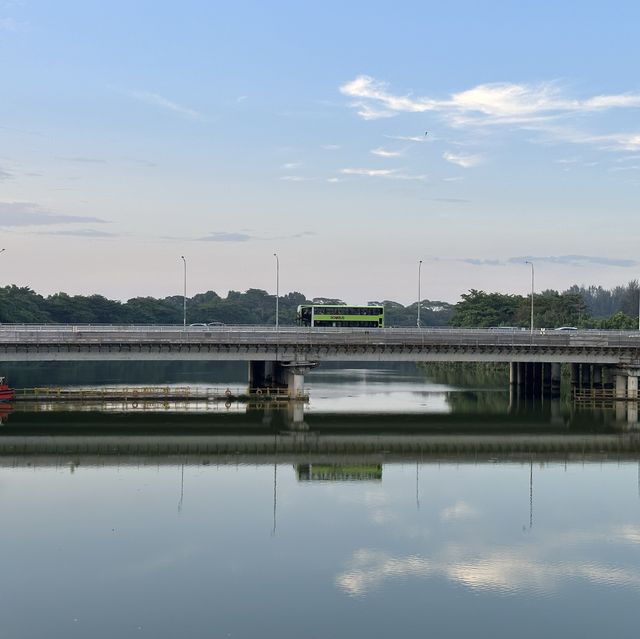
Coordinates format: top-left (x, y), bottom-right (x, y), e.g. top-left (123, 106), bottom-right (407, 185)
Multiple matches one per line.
top-left (1, 0), bottom-right (640, 305)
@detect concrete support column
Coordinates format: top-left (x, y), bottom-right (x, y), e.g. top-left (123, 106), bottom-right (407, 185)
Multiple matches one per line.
top-left (593, 365), bottom-right (603, 390)
top-left (616, 374), bottom-right (627, 400)
top-left (581, 364), bottom-right (592, 390)
top-left (627, 375), bottom-right (638, 400)
top-left (533, 363), bottom-right (543, 398)
top-left (509, 362), bottom-right (517, 386)
top-left (525, 362), bottom-right (535, 397)
top-left (628, 402), bottom-right (638, 426)
top-left (551, 363), bottom-right (561, 398)
top-left (603, 366), bottom-right (615, 390)
top-left (286, 370), bottom-right (305, 398)
top-left (542, 363), bottom-right (552, 398)
top-left (571, 363), bottom-right (580, 394)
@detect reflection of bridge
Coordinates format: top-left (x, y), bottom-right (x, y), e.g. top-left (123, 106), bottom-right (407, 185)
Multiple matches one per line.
top-left (2, 325), bottom-right (640, 399)
top-left (0, 408), bottom-right (638, 467)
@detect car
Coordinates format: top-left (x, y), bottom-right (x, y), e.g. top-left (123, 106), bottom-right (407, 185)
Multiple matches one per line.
top-left (189, 323), bottom-right (208, 328)
top-left (554, 326), bottom-right (578, 331)
top-left (207, 321), bottom-right (225, 327)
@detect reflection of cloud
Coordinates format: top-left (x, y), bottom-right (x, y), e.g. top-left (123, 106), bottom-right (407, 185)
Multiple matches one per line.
top-left (0, 201), bottom-right (107, 227)
top-left (440, 501), bottom-right (478, 521)
top-left (336, 549), bottom-right (432, 597)
top-left (336, 546), bottom-right (640, 597)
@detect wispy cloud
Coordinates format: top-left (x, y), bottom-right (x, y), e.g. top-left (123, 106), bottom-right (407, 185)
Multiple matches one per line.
top-left (32, 229), bottom-right (117, 238)
top-left (341, 75), bottom-right (640, 124)
top-left (443, 151), bottom-right (483, 168)
top-left (0, 202), bottom-right (108, 227)
top-left (321, 144), bottom-right (341, 150)
top-left (371, 147), bottom-right (403, 158)
top-left (0, 166), bottom-right (12, 180)
top-left (450, 254), bottom-right (638, 268)
top-left (129, 90), bottom-right (201, 119)
top-left (510, 255), bottom-right (638, 268)
top-left (341, 167), bottom-right (397, 177)
top-left (197, 232), bottom-right (252, 242)
top-left (196, 230), bottom-right (316, 243)
top-left (340, 75), bottom-right (640, 153)
top-left (279, 175), bottom-right (316, 182)
top-left (0, 17), bottom-right (18, 31)
top-left (281, 162), bottom-right (301, 169)
top-left (58, 156), bottom-right (107, 164)
top-left (384, 134), bottom-right (426, 143)
top-left (341, 167), bottom-right (428, 181)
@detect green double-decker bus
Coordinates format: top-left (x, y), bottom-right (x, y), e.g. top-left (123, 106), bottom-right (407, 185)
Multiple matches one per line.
top-left (296, 304), bottom-right (385, 328)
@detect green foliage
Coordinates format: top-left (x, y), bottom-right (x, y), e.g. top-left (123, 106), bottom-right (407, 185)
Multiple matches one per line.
top-left (0, 282), bottom-right (634, 328)
top-left (450, 290), bottom-right (524, 327)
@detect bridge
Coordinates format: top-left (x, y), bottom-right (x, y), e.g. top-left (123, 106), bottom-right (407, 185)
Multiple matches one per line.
top-left (1, 325), bottom-right (640, 399)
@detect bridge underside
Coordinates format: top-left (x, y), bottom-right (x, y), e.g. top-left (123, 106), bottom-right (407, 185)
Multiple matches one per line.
top-left (2, 331), bottom-right (640, 400)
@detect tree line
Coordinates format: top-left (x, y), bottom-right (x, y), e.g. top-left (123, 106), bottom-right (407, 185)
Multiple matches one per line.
top-left (0, 281), bottom-right (637, 328)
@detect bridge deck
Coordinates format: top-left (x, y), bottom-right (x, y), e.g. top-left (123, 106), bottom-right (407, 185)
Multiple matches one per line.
top-left (0, 325), bottom-right (638, 364)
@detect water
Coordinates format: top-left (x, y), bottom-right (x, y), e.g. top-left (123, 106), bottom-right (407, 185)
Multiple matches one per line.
top-left (0, 362), bottom-right (639, 638)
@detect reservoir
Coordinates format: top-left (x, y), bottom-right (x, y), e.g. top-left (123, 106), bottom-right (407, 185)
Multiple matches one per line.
top-left (0, 362), bottom-right (638, 638)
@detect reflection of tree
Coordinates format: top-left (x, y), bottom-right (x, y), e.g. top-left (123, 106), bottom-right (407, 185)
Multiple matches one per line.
top-left (2, 361), bottom-right (248, 387)
top-left (418, 362), bottom-right (509, 388)
top-left (446, 390), bottom-right (511, 414)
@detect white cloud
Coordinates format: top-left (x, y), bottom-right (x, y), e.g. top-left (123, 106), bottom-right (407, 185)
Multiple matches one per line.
top-left (385, 134), bottom-right (426, 142)
top-left (281, 162), bottom-right (301, 169)
top-left (371, 147), bottom-right (403, 158)
top-left (129, 90), bottom-right (201, 119)
top-left (443, 152), bottom-right (483, 168)
top-left (279, 175), bottom-right (315, 182)
top-left (341, 167), bottom-right (397, 177)
top-left (340, 167), bottom-right (427, 181)
top-left (321, 144), bottom-right (341, 150)
top-left (340, 75), bottom-right (640, 125)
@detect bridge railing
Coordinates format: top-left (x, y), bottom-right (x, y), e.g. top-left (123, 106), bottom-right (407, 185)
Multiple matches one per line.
top-left (0, 325), bottom-right (638, 348)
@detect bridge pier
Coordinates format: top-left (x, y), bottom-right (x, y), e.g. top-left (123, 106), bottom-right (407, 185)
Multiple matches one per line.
top-left (512, 361), bottom-right (563, 402)
top-left (248, 360), bottom-right (316, 398)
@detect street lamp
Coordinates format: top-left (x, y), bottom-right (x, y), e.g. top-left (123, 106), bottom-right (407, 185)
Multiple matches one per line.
top-left (417, 260), bottom-right (423, 328)
top-left (181, 255), bottom-right (187, 328)
top-left (525, 260), bottom-right (534, 335)
top-left (273, 253), bottom-right (279, 331)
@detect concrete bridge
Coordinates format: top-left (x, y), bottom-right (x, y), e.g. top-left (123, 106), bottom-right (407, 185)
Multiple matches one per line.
top-left (1, 324), bottom-right (640, 399)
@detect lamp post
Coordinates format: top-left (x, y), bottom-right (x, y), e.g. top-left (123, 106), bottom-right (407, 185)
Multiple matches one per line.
top-left (417, 260), bottom-right (423, 328)
top-left (273, 253), bottom-right (279, 331)
top-left (525, 260), bottom-right (534, 335)
top-left (181, 255), bottom-right (187, 328)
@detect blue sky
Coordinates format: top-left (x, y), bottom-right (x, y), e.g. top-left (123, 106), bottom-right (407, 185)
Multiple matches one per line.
top-left (1, 0), bottom-right (640, 303)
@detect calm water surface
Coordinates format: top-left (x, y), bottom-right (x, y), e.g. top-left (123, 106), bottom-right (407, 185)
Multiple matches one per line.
top-left (0, 363), bottom-right (639, 638)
